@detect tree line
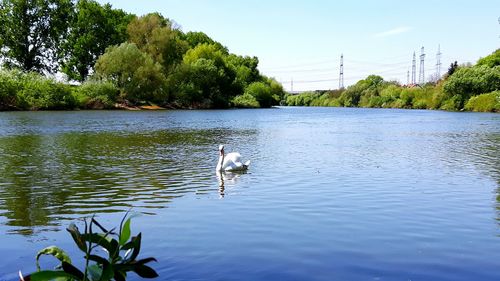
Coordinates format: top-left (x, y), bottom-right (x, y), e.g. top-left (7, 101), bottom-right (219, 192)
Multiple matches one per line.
top-left (286, 49), bottom-right (500, 112)
top-left (0, 0), bottom-right (284, 110)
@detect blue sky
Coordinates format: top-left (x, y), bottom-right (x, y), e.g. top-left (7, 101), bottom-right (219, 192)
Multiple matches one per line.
top-left (98, 0), bottom-right (499, 91)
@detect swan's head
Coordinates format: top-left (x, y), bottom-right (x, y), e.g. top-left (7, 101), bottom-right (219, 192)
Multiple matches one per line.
top-left (218, 145), bottom-right (224, 156)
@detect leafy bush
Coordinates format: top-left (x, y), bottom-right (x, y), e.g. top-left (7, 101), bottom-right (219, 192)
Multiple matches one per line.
top-left (443, 65), bottom-right (500, 107)
top-left (16, 73), bottom-right (76, 110)
top-left (232, 93), bottom-right (259, 108)
top-left (244, 81), bottom-right (278, 108)
top-left (0, 69), bottom-right (77, 110)
top-left (476, 49), bottom-right (500, 68)
top-left (74, 81), bottom-right (120, 109)
top-left (21, 213), bottom-right (158, 281)
top-left (0, 69), bottom-right (21, 109)
top-left (440, 95), bottom-right (462, 111)
top-left (464, 91), bottom-right (500, 112)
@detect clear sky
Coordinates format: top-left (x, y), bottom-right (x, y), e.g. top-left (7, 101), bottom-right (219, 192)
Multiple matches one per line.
top-left (97, 0), bottom-right (499, 91)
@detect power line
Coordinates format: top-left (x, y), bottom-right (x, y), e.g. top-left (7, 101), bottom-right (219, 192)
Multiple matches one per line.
top-left (419, 46), bottom-right (425, 85)
top-left (259, 58), bottom-right (339, 71)
top-left (339, 54), bottom-right (344, 89)
top-left (411, 51), bottom-right (416, 84)
top-left (436, 44), bottom-right (442, 78)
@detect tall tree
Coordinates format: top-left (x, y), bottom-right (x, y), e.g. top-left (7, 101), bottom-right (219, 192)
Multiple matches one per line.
top-left (182, 31), bottom-right (227, 53)
top-left (95, 42), bottom-right (167, 103)
top-left (61, 0), bottom-right (133, 82)
top-left (176, 43), bottom-right (236, 108)
top-left (127, 13), bottom-right (188, 73)
top-left (0, 0), bottom-right (73, 73)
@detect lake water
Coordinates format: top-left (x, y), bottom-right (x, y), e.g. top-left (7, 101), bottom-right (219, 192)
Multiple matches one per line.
top-left (0, 107), bottom-right (499, 281)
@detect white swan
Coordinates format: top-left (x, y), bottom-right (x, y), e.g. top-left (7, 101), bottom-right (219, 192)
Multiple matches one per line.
top-left (216, 145), bottom-right (250, 172)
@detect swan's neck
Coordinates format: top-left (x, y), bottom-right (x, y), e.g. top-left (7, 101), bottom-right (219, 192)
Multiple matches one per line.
top-left (216, 152), bottom-right (224, 171)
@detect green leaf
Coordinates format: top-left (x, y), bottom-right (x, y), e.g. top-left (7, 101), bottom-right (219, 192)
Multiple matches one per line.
top-left (113, 271), bottom-right (126, 281)
top-left (99, 264), bottom-right (114, 281)
top-left (109, 239), bottom-right (120, 261)
top-left (135, 257), bottom-right (157, 265)
top-left (25, 270), bottom-right (77, 281)
top-left (66, 223), bottom-right (87, 253)
top-left (87, 255), bottom-right (109, 266)
top-left (125, 233), bottom-right (141, 262)
top-left (87, 265), bottom-right (103, 281)
top-left (61, 262), bottom-right (84, 280)
top-left (91, 218), bottom-right (109, 234)
top-left (133, 264), bottom-right (158, 278)
top-left (81, 233), bottom-right (112, 252)
top-left (119, 218), bottom-right (131, 246)
top-left (36, 246), bottom-right (71, 271)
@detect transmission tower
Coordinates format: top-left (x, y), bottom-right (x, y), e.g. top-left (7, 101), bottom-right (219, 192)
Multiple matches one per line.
top-left (411, 52), bottom-right (416, 85)
top-left (407, 69), bottom-right (410, 85)
top-left (339, 54), bottom-right (344, 89)
top-left (436, 44), bottom-right (442, 79)
top-left (419, 46), bottom-right (425, 85)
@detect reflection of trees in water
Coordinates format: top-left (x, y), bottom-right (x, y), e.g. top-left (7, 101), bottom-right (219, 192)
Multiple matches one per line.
top-left (470, 133), bottom-right (500, 226)
top-left (0, 129), bottom-right (256, 236)
top-left (482, 134), bottom-right (500, 224)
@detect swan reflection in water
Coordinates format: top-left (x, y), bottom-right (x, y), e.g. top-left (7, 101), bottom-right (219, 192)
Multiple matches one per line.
top-left (216, 170), bottom-right (247, 198)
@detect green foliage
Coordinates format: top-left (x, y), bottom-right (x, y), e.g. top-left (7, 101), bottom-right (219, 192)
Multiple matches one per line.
top-left (182, 31), bottom-right (228, 53)
top-left (464, 91), bottom-right (500, 112)
top-left (244, 82), bottom-right (275, 108)
top-left (36, 246), bottom-right (72, 271)
top-left (73, 81), bottom-right (119, 109)
top-left (127, 13), bottom-right (188, 73)
top-left (0, 0), bottom-right (73, 73)
top-left (17, 73), bottom-right (76, 110)
top-left (170, 43), bottom-right (236, 108)
top-left (443, 65), bottom-right (500, 107)
top-left (0, 68), bottom-right (21, 109)
top-left (476, 49), bottom-right (500, 68)
top-left (95, 43), bottom-right (167, 103)
top-left (232, 93), bottom-right (259, 108)
top-left (285, 92), bottom-right (320, 106)
top-left (21, 214), bottom-right (158, 281)
top-left (0, 70), bottom-right (78, 110)
top-left (224, 54), bottom-right (260, 91)
top-left (1, 4), bottom-right (281, 110)
top-left (61, 0), bottom-right (133, 81)
top-left (339, 75), bottom-right (387, 107)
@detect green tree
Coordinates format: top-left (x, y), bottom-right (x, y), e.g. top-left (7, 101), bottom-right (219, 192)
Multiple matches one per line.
top-left (95, 43), bottom-right (167, 103)
top-left (0, 0), bottom-right (73, 73)
top-left (443, 65), bottom-right (500, 107)
top-left (224, 54), bottom-right (260, 93)
top-left (339, 75), bottom-right (386, 107)
top-left (447, 61), bottom-right (459, 77)
top-left (127, 13), bottom-right (188, 73)
top-left (244, 82), bottom-right (275, 108)
top-left (476, 49), bottom-right (500, 68)
top-left (182, 31), bottom-right (228, 53)
top-left (61, 0), bottom-right (133, 82)
top-left (173, 43), bottom-right (236, 108)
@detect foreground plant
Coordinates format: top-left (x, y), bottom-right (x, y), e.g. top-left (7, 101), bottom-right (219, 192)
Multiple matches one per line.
top-left (20, 213), bottom-right (158, 281)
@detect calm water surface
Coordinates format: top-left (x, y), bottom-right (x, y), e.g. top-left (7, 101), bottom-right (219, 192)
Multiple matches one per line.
top-left (0, 107), bottom-right (499, 280)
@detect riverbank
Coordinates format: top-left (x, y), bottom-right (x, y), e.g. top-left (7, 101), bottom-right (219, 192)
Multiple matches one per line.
top-left (283, 49), bottom-right (500, 113)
